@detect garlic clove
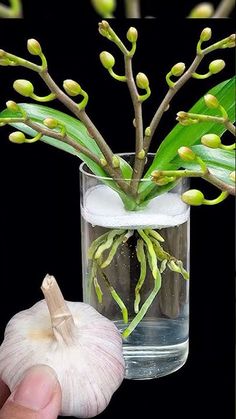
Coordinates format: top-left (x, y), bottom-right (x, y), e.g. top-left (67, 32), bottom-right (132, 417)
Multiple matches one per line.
top-left (0, 275), bottom-right (125, 418)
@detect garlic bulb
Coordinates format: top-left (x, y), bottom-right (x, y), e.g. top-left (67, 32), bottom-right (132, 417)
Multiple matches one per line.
top-left (0, 275), bottom-right (125, 417)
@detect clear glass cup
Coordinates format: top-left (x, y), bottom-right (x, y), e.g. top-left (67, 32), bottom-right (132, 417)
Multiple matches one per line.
top-left (80, 154), bottom-right (190, 379)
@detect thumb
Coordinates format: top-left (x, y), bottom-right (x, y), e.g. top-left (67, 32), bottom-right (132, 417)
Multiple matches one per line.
top-left (0, 365), bottom-right (61, 419)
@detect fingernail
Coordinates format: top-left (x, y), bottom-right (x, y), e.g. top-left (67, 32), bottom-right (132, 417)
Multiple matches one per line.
top-left (13, 365), bottom-right (58, 411)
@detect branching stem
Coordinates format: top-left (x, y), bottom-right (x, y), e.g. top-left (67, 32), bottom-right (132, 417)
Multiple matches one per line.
top-left (124, 56), bottom-right (144, 194)
top-left (124, 0), bottom-right (141, 18)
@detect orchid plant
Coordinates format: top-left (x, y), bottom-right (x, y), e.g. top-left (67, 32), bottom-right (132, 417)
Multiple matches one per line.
top-left (0, 22), bottom-right (235, 336)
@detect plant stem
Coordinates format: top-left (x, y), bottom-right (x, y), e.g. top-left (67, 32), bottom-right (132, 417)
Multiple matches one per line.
top-left (41, 274), bottom-right (76, 345)
top-left (25, 119), bottom-right (131, 194)
top-left (2, 49), bottom-right (132, 195)
top-left (224, 120), bottom-right (236, 136)
top-left (213, 0), bottom-right (235, 17)
top-left (135, 33), bottom-right (234, 184)
top-left (124, 0), bottom-right (141, 18)
top-left (203, 171), bottom-right (236, 195)
top-left (154, 167), bottom-right (236, 195)
top-left (124, 56), bottom-right (144, 194)
top-left (40, 72), bottom-right (118, 171)
top-left (179, 111), bottom-right (236, 135)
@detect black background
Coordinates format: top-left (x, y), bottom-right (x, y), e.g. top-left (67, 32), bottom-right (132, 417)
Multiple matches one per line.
top-left (1, 0), bottom-right (234, 18)
top-left (0, 12), bottom-right (235, 419)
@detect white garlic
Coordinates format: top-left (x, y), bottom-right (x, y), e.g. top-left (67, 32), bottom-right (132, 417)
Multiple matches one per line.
top-left (0, 275), bottom-right (125, 418)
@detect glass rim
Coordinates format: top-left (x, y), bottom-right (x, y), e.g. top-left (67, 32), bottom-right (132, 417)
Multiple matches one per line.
top-left (79, 152), bottom-right (156, 182)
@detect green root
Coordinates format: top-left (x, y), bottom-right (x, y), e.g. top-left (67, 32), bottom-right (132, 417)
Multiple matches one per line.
top-left (87, 227), bottom-right (189, 338)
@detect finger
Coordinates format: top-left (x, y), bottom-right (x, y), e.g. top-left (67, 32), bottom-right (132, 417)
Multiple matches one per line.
top-left (0, 379), bottom-right (10, 408)
top-left (0, 365), bottom-right (61, 419)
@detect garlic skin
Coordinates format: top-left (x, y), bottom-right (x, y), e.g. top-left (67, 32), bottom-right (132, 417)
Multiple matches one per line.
top-left (0, 276), bottom-right (125, 418)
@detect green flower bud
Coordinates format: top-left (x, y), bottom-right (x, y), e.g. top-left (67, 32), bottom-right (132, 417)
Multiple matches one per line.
top-left (204, 94), bottom-right (219, 109)
top-left (63, 79), bottom-right (82, 96)
top-left (99, 51), bottom-right (115, 69)
top-left (229, 171), bottom-right (235, 182)
top-left (201, 133), bottom-right (221, 149)
top-left (145, 127), bottom-right (151, 137)
top-left (43, 118), bottom-right (58, 129)
top-left (136, 72), bottom-right (149, 90)
top-left (6, 101), bottom-right (19, 112)
top-left (137, 149), bottom-right (146, 160)
top-left (9, 131), bottom-right (26, 144)
top-left (209, 59), bottom-right (225, 74)
top-left (200, 27), bottom-right (212, 42)
top-left (171, 62), bottom-right (186, 77)
top-left (127, 27), bottom-right (138, 43)
top-left (100, 158), bottom-right (107, 167)
top-left (0, 49), bottom-right (6, 58)
top-left (27, 39), bottom-right (42, 56)
top-left (178, 146), bottom-right (196, 161)
top-left (112, 155), bottom-right (120, 168)
top-left (181, 189), bottom-right (205, 206)
top-left (189, 3), bottom-right (214, 18)
top-left (13, 80), bottom-right (34, 97)
top-left (91, 0), bottom-right (116, 16)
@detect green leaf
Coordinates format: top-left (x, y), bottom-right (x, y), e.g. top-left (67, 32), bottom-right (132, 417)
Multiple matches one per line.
top-left (138, 77), bottom-right (235, 202)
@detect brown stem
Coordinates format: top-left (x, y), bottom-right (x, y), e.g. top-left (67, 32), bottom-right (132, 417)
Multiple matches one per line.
top-left (203, 171), bottom-right (236, 195)
top-left (40, 72), bottom-right (118, 169)
top-left (134, 31), bottom-right (235, 184)
top-left (41, 274), bottom-right (76, 345)
top-left (124, 0), bottom-right (141, 17)
top-left (26, 119), bottom-right (131, 194)
top-left (124, 56), bottom-right (144, 195)
top-left (224, 120), bottom-right (235, 136)
top-left (213, 0), bottom-right (235, 17)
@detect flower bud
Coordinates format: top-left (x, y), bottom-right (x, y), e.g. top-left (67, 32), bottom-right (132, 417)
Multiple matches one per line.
top-left (43, 118), bottom-right (58, 129)
top-left (100, 158), bottom-right (107, 167)
top-left (181, 189), bottom-right (205, 206)
top-left (178, 146), bottom-right (196, 161)
top-left (200, 27), bottom-right (212, 42)
top-left (189, 3), bottom-right (214, 18)
top-left (9, 131), bottom-right (26, 144)
top-left (0, 49), bottom-right (6, 58)
top-left (91, 0), bottom-right (116, 16)
top-left (136, 73), bottom-right (149, 90)
top-left (112, 155), bottom-right (120, 168)
top-left (63, 79), bottom-right (82, 96)
top-left (13, 80), bottom-right (34, 97)
top-left (145, 127), bottom-right (151, 137)
top-left (6, 101), bottom-right (19, 112)
top-left (171, 62), bottom-right (186, 77)
top-left (229, 171), bottom-right (235, 182)
top-left (137, 149), bottom-right (145, 160)
top-left (127, 27), bottom-right (138, 43)
top-left (201, 133), bottom-right (221, 149)
top-left (204, 94), bottom-right (219, 109)
top-left (99, 51), bottom-right (115, 70)
top-left (209, 59), bottom-right (225, 74)
top-left (27, 39), bottom-right (42, 56)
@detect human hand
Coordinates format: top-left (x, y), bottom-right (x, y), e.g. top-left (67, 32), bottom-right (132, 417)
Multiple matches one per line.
top-left (0, 365), bottom-right (61, 419)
